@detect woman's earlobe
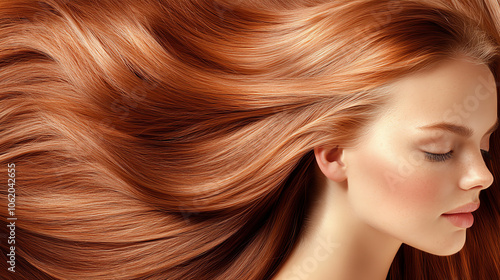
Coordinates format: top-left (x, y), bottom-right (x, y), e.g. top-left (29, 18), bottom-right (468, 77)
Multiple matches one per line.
top-left (314, 146), bottom-right (348, 182)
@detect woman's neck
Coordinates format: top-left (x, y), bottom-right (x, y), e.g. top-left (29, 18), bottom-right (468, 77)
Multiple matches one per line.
top-left (273, 166), bottom-right (402, 280)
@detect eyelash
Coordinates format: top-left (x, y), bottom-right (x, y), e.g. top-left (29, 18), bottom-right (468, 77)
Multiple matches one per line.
top-left (424, 149), bottom-right (492, 163)
top-left (481, 149), bottom-right (492, 161)
top-left (424, 151), bottom-right (454, 162)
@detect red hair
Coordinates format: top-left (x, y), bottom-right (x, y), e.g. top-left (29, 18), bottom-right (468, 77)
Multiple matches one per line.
top-left (0, 0), bottom-right (499, 279)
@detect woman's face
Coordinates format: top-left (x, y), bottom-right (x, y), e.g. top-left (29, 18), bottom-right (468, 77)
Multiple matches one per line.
top-left (343, 56), bottom-right (498, 255)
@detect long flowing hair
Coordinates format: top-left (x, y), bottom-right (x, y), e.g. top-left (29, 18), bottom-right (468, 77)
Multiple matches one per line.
top-left (0, 0), bottom-right (499, 279)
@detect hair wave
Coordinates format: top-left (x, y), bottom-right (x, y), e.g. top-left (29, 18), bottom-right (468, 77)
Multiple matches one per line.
top-left (0, 0), bottom-right (499, 279)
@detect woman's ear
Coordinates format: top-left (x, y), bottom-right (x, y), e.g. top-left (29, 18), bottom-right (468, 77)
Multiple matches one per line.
top-left (314, 146), bottom-right (347, 182)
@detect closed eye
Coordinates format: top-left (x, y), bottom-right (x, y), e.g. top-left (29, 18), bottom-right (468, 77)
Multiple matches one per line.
top-left (424, 151), bottom-right (454, 162)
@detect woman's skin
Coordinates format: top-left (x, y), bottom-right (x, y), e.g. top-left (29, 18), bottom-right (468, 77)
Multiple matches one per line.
top-left (274, 56), bottom-right (498, 280)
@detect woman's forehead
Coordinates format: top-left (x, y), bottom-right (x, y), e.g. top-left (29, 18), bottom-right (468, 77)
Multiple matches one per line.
top-left (366, 57), bottom-right (498, 139)
top-left (389, 58), bottom-right (496, 116)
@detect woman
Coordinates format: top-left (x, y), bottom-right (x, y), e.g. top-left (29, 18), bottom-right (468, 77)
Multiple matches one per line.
top-left (0, 0), bottom-right (499, 279)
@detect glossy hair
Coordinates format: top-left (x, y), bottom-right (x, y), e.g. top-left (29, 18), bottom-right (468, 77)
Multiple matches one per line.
top-left (0, 0), bottom-right (499, 279)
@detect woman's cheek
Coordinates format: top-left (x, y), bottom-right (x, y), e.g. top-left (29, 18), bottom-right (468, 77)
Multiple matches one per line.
top-left (395, 170), bottom-right (448, 214)
top-left (349, 149), bottom-right (446, 218)
top-left (382, 157), bottom-right (449, 211)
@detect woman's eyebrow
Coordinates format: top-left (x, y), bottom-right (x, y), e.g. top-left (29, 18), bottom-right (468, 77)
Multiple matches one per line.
top-left (418, 119), bottom-right (499, 137)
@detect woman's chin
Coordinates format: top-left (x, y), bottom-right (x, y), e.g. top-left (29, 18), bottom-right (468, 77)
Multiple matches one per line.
top-left (413, 231), bottom-right (467, 257)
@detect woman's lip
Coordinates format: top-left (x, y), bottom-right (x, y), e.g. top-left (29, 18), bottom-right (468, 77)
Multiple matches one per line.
top-left (442, 213), bottom-right (474, 228)
top-left (443, 202), bottom-right (480, 214)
